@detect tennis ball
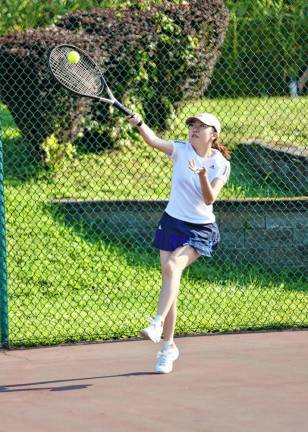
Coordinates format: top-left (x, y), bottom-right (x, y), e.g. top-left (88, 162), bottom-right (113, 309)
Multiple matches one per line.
top-left (67, 50), bottom-right (80, 65)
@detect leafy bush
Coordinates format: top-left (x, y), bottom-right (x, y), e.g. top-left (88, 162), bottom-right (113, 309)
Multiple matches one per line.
top-left (207, 0), bottom-right (307, 97)
top-left (0, 0), bottom-right (228, 160)
top-left (41, 134), bottom-right (77, 170)
top-left (0, 27), bottom-right (101, 159)
top-left (0, 1), bottom-right (192, 35)
top-left (0, 0), bottom-right (132, 35)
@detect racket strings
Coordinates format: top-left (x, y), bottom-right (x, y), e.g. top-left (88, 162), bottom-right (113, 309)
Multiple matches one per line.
top-left (49, 47), bottom-right (103, 97)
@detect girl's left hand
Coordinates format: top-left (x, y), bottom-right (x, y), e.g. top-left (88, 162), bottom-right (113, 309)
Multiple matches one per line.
top-left (188, 159), bottom-right (207, 176)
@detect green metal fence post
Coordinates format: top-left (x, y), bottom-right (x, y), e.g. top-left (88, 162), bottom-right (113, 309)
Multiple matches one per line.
top-left (0, 122), bottom-right (9, 348)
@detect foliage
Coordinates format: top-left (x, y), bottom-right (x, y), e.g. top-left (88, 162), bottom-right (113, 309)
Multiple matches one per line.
top-left (4, 175), bottom-right (307, 346)
top-left (1, 1), bottom-right (306, 100)
top-left (0, 0), bottom-right (228, 160)
top-left (2, 95), bottom-right (307, 200)
top-left (41, 134), bottom-right (77, 170)
top-left (0, 1), bottom-right (188, 35)
top-left (0, 27), bottom-right (97, 159)
top-left (2, 94), bottom-right (307, 346)
top-left (208, 0), bottom-right (308, 97)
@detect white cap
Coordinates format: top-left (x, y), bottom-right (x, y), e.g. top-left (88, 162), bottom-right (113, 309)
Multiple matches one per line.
top-left (186, 113), bottom-right (221, 134)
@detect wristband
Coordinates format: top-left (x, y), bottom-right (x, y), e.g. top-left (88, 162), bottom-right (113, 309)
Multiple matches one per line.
top-left (137, 120), bottom-right (143, 127)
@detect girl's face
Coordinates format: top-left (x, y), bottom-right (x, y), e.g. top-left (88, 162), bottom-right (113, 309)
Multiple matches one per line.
top-left (187, 120), bottom-right (216, 147)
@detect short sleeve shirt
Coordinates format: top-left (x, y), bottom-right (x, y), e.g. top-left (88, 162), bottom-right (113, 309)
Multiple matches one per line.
top-left (165, 141), bottom-right (231, 224)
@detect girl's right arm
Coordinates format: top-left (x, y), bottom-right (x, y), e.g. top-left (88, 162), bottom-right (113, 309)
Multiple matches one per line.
top-left (127, 114), bottom-right (173, 156)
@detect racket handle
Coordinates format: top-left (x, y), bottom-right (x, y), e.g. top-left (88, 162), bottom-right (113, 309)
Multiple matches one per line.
top-left (113, 100), bottom-right (133, 116)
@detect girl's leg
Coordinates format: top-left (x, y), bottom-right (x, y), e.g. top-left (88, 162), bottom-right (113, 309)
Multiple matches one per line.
top-left (141, 246), bottom-right (199, 344)
top-left (158, 250), bottom-right (176, 344)
top-left (162, 298), bottom-right (177, 343)
top-left (158, 245), bottom-right (200, 331)
top-left (154, 246), bottom-right (200, 373)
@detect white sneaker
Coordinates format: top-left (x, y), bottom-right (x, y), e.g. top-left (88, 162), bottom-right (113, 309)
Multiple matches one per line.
top-left (140, 316), bottom-right (164, 343)
top-left (155, 344), bottom-right (179, 374)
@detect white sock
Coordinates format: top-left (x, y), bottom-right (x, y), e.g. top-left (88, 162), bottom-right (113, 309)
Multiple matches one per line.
top-left (154, 314), bottom-right (163, 324)
top-left (163, 340), bottom-right (173, 351)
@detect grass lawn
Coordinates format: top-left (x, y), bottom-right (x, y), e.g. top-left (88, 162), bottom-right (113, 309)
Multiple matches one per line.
top-left (1, 96), bottom-right (307, 346)
top-left (176, 96), bottom-right (307, 150)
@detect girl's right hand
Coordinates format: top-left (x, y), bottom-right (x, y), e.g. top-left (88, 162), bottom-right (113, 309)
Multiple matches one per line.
top-left (126, 113), bottom-right (143, 127)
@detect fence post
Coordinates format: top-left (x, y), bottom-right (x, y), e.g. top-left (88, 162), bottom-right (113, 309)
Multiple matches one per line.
top-left (0, 122), bottom-right (9, 348)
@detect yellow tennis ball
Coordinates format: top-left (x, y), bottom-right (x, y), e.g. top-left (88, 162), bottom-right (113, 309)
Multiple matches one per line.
top-left (67, 50), bottom-right (80, 65)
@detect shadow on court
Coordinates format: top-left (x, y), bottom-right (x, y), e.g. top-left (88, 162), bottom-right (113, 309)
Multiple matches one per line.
top-left (1, 330), bottom-right (307, 432)
top-left (0, 371), bottom-right (156, 393)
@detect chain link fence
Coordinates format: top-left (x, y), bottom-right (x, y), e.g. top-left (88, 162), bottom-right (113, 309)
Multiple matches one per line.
top-left (0, 0), bottom-right (307, 347)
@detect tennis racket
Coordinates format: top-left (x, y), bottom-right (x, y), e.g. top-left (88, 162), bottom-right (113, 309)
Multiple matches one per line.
top-left (48, 44), bottom-right (140, 123)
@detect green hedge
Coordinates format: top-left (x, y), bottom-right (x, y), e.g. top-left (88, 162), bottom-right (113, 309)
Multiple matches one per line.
top-left (208, 0), bottom-right (307, 97)
top-left (1, 1), bottom-right (306, 100)
top-left (0, 0), bottom-right (228, 160)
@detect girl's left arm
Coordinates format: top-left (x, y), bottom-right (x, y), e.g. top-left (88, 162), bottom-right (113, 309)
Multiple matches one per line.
top-left (188, 159), bottom-right (225, 205)
top-left (198, 175), bottom-right (225, 205)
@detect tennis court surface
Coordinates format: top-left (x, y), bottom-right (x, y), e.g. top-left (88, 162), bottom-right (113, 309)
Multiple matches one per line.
top-left (1, 330), bottom-right (307, 432)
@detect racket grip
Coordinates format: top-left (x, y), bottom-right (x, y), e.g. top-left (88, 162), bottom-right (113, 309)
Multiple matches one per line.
top-left (113, 100), bottom-right (133, 116)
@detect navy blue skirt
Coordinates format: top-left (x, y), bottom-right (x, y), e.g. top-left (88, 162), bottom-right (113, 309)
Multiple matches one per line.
top-left (152, 212), bottom-right (220, 257)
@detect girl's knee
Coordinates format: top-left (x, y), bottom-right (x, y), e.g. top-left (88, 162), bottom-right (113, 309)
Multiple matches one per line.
top-left (162, 258), bottom-right (183, 278)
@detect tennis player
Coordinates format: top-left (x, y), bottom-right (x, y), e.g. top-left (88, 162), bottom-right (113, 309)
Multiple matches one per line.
top-left (127, 112), bottom-right (231, 373)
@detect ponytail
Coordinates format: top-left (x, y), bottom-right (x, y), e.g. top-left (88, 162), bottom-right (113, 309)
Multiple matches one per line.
top-left (212, 137), bottom-right (230, 160)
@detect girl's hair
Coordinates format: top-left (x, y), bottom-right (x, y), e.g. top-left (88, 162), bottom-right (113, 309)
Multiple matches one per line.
top-left (212, 136), bottom-right (230, 159)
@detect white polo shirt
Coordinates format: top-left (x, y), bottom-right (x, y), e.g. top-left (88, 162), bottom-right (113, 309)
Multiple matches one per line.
top-left (165, 140), bottom-right (230, 224)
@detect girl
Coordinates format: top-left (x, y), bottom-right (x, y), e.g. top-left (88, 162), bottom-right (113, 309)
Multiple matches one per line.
top-left (127, 112), bottom-right (231, 374)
